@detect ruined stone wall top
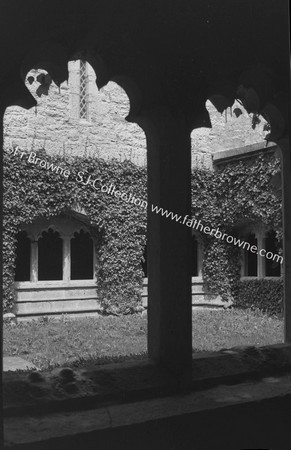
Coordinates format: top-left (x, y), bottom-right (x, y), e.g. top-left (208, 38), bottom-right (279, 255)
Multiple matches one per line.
top-left (4, 61), bottom-right (147, 167)
top-left (191, 100), bottom-right (268, 169)
top-left (4, 61), bottom-right (268, 169)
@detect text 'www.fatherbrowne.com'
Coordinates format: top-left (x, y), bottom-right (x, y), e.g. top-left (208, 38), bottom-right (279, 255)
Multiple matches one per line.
top-left (4, 146), bottom-right (283, 265)
top-left (100, 182), bottom-right (283, 265)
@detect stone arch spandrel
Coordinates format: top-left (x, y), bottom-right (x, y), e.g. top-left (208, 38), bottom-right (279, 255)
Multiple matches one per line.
top-left (20, 42), bottom-right (70, 89)
top-left (0, 41), bottom-right (71, 110)
top-left (0, 74), bottom-right (37, 110)
top-left (80, 52), bottom-right (144, 118)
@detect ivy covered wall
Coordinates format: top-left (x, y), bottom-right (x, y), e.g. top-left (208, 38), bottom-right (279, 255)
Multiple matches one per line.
top-left (191, 151), bottom-right (282, 302)
top-left (195, 152), bottom-right (282, 314)
top-left (3, 150), bottom-right (147, 315)
top-left (3, 148), bottom-right (282, 315)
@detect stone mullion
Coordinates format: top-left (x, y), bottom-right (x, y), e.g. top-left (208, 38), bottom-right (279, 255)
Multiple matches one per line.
top-left (63, 236), bottom-right (71, 282)
top-left (31, 241), bottom-right (38, 282)
top-left (257, 231), bottom-right (264, 279)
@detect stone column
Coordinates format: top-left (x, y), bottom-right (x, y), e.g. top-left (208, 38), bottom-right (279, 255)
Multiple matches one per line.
top-left (63, 237), bottom-right (71, 282)
top-left (144, 107), bottom-right (192, 378)
top-left (31, 241), bottom-right (38, 282)
top-left (257, 230), bottom-right (264, 279)
top-left (278, 139), bottom-right (291, 342)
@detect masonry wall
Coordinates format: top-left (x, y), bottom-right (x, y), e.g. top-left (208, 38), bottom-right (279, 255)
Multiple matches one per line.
top-left (191, 100), bottom-right (268, 169)
top-left (4, 61), bottom-right (147, 166)
top-left (4, 61), bottom-right (268, 169)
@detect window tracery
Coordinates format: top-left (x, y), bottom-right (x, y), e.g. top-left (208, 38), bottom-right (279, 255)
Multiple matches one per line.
top-left (241, 228), bottom-right (281, 278)
top-left (14, 219), bottom-right (96, 284)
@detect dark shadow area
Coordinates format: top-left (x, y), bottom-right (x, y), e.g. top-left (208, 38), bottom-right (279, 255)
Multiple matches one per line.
top-left (71, 230), bottom-right (94, 280)
top-left (15, 231), bottom-right (31, 282)
top-left (38, 229), bottom-right (63, 281)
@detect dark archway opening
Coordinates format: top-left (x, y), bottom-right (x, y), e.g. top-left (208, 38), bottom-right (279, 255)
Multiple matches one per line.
top-left (15, 231), bottom-right (31, 281)
top-left (245, 233), bottom-right (258, 277)
top-left (190, 235), bottom-right (198, 277)
top-left (71, 229), bottom-right (94, 280)
top-left (38, 228), bottom-right (63, 280)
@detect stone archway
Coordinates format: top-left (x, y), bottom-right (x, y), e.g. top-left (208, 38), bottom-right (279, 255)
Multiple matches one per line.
top-left (0, 0), bottom-right (290, 375)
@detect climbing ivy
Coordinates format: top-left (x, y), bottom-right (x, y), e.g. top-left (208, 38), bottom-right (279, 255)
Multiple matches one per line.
top-left (194, 152), bottom-right (282, 304)
top-left (235, 279), bottom-right (283, 316)
top-left (3, 148), bottom-right (282, 315)
top-left (3, 150), bottom-right (147, 314)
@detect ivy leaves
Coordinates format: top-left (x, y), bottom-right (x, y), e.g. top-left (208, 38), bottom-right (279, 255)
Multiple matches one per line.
top-left (3, 153), bottom-right (147, 314)
top-left (191, 152), bottom-right (281, 302)
top-left (3, 149), bottom-right (281, 314)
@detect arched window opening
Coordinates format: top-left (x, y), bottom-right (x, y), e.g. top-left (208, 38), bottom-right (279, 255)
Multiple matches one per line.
top-left (191, 235), bottom-right (199, 277)
top-left (71, 229), bottom-right (94, 280)
top-left (265, 230), bottom-right (281, 277)
top-left (38, 228), bottom-right (63, 280)
top-left (141, 245), bottom-right (147, 277)
top-left (244, 233), bottom-right (258, 276)
top-left (15, 231), bottom-right (31, 281)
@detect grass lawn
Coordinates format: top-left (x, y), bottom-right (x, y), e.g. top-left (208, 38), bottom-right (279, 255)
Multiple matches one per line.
top-left (3, 308), bottom-right (283, 371)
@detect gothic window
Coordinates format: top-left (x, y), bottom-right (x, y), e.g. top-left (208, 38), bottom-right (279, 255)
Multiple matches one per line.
top-left (38, 228), bottom-right (63, 281)
top-left (242, 229), bottom-right (282, 278)
top-left (14, 220), bottom-right (96, 284)
top-left (15, 231), bottom-right (31, 281)
top-left (79, 60), bottom-right (88, 120)
top-left (71, 230), bottom-right (94, 280)
top-left (244, 233), bottom-right (258, 277)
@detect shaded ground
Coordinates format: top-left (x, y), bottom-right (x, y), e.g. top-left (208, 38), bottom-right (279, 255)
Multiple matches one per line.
top-left (4, 362), bottom-right (291, 449)
top-left (3, 308), bottom-right (283, 371)
top-left (5, 390), bottom-right (291, 450)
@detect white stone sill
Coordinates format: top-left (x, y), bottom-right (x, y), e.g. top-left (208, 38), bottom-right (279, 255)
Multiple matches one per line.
top-left (15, 277), bottom-right (203, 289)
top-left (240, 277), bottom-right (282, 281)
top-left (15, 279), bottom-right (97, 289)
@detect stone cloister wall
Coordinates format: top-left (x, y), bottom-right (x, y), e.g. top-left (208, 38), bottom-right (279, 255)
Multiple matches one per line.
top-left (4, 61), bottom-right (147, 166)
top-left (191, 100), bottom-right (268, 168)
top-left (4, 60), bottom-right (268, 168)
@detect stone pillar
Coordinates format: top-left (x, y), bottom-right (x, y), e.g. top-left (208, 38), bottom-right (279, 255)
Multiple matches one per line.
top-left (31, 242), bottom-right (38, 282)
top-left (278, 139), bottom-right (291, 342)
top-left (144, 107), bottom-right (192, 378)
top-left (257, 230), bottom-right (264, 279)
top-left (63, 237), bottom-right (71, 282)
